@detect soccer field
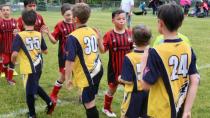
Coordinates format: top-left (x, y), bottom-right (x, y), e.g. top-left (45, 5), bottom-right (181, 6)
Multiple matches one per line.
top-left (0, 11), bottom-right (210, 118)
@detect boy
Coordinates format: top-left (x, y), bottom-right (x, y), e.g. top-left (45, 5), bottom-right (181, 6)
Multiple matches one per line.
top-left (43, 3), bottom-right (75, 105)
top-left (17, 0), bottom-right (46, 32)
top-left (0, 5), bottom-right (18, 85)
top-left (141, 3), bottom-right (200, 118)
top-left (11, 10), bottom-right (55, 118)
top-left (118, 24), bottom-right (150, 118)
top-left (65, 3), bottom-right (103, 118)
top-left (97, 9), bottom-right (133, 117)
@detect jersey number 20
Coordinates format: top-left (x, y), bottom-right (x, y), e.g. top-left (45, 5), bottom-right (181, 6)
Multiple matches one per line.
top-left (169, 54), bottom-right (188, 81)
top-left (84, 35), bottom-right (97, 54)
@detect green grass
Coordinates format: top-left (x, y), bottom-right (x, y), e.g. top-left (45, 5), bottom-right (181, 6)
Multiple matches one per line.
top-left (0, 11), bottom-right (209, 118)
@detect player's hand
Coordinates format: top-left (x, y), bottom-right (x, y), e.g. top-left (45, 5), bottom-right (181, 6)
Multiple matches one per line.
top-left (41, 25), bottom-right (49, 34)
top-left (66, 79), bottom-right (73, 91)
top-left (182, 112), bottom-right (191, 118)
top-left (13, 29), bottom-right (19, 36)
top-left (93, 27), bottom-right (102, 40)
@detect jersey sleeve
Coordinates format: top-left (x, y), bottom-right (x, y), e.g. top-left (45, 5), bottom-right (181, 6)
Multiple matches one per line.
top-left (17, 17), bottom-right (24, 31)
top-left (39, 15), bottom-right (45, 26)
top-left (188, 48), bottom-right (198, 75)
top-left (65, 35), bottom-right (78, 61)
top-left (12, 34), bottom-right (22, 52)
top-left (103, 32), bottom-right (110, 51)
top-left (51, 23), bottom-right (61, 40)
top-left (142, 48), bottom-right (162, 85)
top-left (121, 56), bottom-right (134, 82)
top-left (41, 37), bottom-right (47, 51)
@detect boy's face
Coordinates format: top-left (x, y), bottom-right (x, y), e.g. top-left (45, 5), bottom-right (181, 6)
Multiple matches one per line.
top-left (112, 13), bottom-right (126, 29)
top-left (25, 3), bottom-right (36, 11)
top-left (63, 10), bottom-right (73, 23)
top-left (2, 6), bottom-right (11, 19)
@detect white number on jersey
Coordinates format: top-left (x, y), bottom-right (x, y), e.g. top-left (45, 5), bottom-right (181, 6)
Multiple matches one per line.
top-left (136, 63), bottom-right (141, 80)
top-left (169, 54), bottom-right (188, 81)
top-left (84, 35), bottom-right (98, 54)
top-left (25, 37), bottom-right (40, 51)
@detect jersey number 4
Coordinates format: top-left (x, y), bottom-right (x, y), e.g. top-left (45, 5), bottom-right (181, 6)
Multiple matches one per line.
top-left (26, 37), bottom-right (40, 51)
top-left (169, 54), bottom-right (188, 81)
top-left (84, 35), bottom-right (98, 55)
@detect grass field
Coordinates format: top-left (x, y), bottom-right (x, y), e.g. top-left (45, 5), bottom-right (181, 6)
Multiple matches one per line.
top-left (0, 10), bottom-right (210, 118)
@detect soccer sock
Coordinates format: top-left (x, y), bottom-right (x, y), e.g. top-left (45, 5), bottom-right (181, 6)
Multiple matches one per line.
top-left (26, 94), bottom-right (36, 116)
top-left (104, 94), bottom-right (113, 110)
top-left (50, 80), bottom-right (63, 97)
top-left (37, 86), bottom-right (51, 105)
top-left (7, 63), bottom-right (14, 80)
top-left (86, 106), bottom-right (99, 118)
top-left (2, 64), bottom-right (8, 78)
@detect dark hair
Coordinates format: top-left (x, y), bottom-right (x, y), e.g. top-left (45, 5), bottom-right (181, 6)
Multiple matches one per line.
top-left (157, 3), bottom-right (184, 32)
top-left (132, 24), bottom-right (151, 46)
top-left (112, 9), bottom-right (125, 19)
top-left (22, 10), bottom-right (37, 26)
top-left (24, 0), bottom-right (37, 7)
top-left (61, 3), bottom-right (72, 15)
top-left (72, 3), bottom-right (91, 24)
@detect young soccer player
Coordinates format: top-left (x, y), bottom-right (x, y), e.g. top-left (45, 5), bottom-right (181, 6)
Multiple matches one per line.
top-left (118, 24), bottom-right (150, 118)
top-left (97, 9), bottom-right (133, 117)
top-left (43, 3), bottom-right (76, 105)
top-left (0, 5), bottom-right (18, 85)
top-left (17, 0), bottom-right (46, 32)
top-left (65, 3), bottom-right (103, 118)
top-left (11, 10), bottom-right (55, 118)
top-left (141, 3), bottom-right (200, 118)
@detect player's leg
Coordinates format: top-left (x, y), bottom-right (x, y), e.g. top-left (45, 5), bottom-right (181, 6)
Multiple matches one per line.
top-left (7, 61), bottom-right (15, 85)
top-left (50, 58), bottom-right (65, 103)
top-left (103, 69), bottom-right (118, 117)
top-left (25, 73), bottom-right (37, 117)
top-left (120, 92), bottom-right (131, 118)
top-left (36, 71), bottom-right (55, 114)
top-left (0, 53), bottom-right (3, 76)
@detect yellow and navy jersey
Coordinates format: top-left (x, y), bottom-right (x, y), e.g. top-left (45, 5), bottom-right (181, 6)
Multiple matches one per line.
top-left (65, 26), bottom-right (102, 88)
top-left (12, 31), bottom-right (47, 74)
top-left (121, 50), bottom-right (144, 92)
top-left (143, 39), bottom-right (198, 118)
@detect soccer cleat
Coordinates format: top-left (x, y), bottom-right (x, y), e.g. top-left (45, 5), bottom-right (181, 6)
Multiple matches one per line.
top-left (26, 112), bottom-right (36, 118)
top-left (102, 108), bottom-right (117, 117)
top-left (46, 101), bottom-right (55, 115)
top-left (7, 79), bottom-right (16, 85)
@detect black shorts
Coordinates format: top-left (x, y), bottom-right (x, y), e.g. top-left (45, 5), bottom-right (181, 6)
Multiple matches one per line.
top-left (81, 66), bottom-right (103, 104)
top-left (58, 54), bottom-right (65, 68)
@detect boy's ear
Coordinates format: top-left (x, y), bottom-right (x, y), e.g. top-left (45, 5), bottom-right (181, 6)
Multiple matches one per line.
top-left (74, 17), bottom-right (80, 23)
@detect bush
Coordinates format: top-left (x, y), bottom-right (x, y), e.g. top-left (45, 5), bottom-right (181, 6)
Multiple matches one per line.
top-left (37, 1), bottom-right (47, 11)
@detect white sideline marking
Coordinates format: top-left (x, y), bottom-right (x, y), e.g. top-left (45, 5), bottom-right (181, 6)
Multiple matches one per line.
top-left (0, 100), bottom-right (69, 118)
top-left (0, 64), bottom-right (209, 118)
top-left (198, 64), bottom-right (210, 70)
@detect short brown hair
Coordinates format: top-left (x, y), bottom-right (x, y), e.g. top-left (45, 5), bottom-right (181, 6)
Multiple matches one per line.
top-left (132, 24), bottom-right (151, 46)
top-left (61, 3), bottom-right (72, 15)
top-left (72, 3), bottom-right (91, 24)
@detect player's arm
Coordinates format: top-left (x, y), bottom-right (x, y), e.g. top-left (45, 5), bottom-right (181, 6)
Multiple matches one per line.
top-left (141, 48), bottom-right (161, 90)
top-left (65, 35), bottom-right (77, 88)
top-left (11, 34), bottom-right (22, 64)
top-left (41, 37), bottom-right (48, 54)
top-left (42, 25), bottom-right (57, 44)
top-left (94, 28), bottom-right (108, 53)
top-left (182, 49), bottom-right (200, 118)
top-left (118, 56), bottom-right (134, 85)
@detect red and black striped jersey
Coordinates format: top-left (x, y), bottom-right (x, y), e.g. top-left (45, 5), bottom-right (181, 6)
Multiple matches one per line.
top-left (52, 21), bottom-right (75, 56)
top-left (103, 29), bottom-right (133, 80)
top-left (0, 18), bottom-right (17, 53)
top-left (17, 13), bottom-right (45, 32)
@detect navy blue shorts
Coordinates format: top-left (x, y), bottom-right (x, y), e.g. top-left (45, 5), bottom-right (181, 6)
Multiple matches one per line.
top-left (82, 67), bottom-right (103, 104)
top-left (25, 71), bottom-right (42, 96)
